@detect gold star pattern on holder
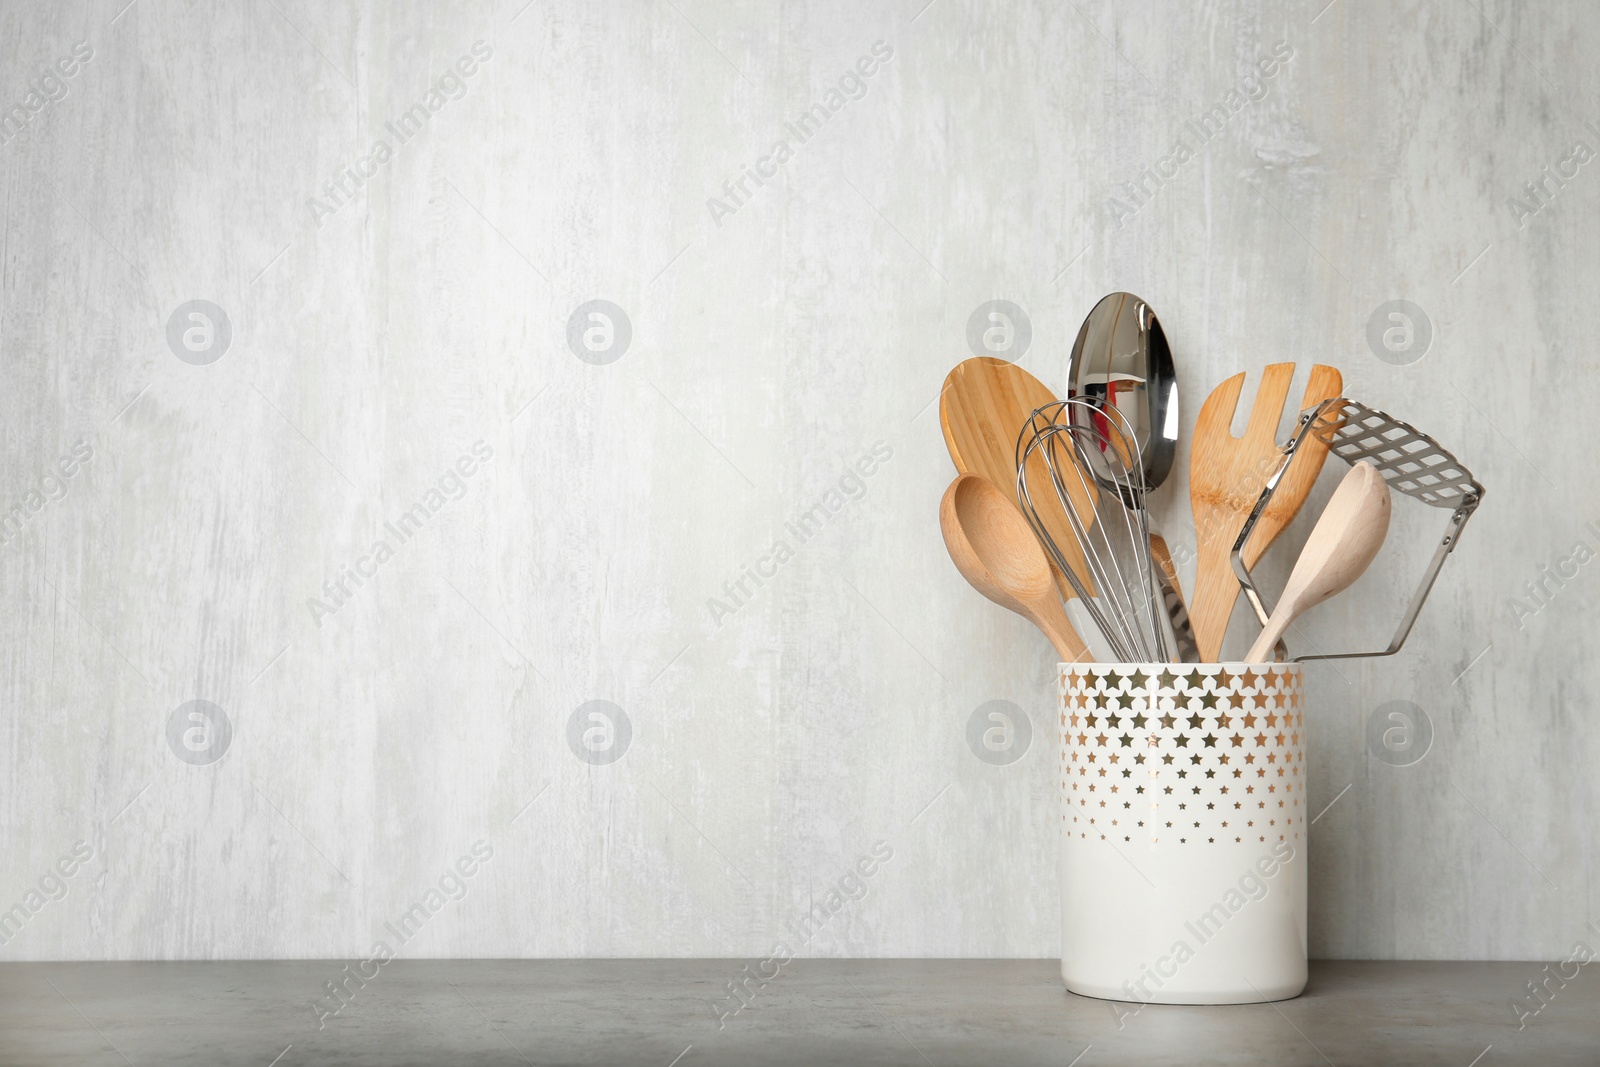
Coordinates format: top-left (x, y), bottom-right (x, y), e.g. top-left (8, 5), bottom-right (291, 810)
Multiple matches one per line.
top-left (1059, 664), bottom-right (1304, 845)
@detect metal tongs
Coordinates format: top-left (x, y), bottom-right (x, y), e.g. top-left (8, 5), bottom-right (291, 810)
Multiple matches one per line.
top-left (1231, 397), bottom-right (1484, 662)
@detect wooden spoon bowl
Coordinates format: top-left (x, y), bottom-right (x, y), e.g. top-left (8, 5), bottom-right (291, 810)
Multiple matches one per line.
top-left (940, 473), bottom-right (1090, 663)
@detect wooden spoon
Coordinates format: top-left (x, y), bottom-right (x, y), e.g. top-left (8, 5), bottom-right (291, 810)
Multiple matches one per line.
top-left (939, 356), bottom-right (1096, 602)
top-left (940, 474), bottom-right (1091, 662)
top-left (1244, 462), bottom-right (1392, 663)
top-left (1189, 362), bottom-right (1343, 660)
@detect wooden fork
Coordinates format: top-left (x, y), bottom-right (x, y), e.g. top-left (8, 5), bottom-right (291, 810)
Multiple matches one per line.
top-left (1188, 363), bottom-right (1343, 661)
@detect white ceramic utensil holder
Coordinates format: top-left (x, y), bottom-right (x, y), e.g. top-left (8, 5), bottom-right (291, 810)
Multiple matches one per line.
top-left (1058, 662), bottom-right (1308, 1004)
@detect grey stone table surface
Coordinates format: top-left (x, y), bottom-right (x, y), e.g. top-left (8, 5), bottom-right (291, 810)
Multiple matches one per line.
top-left (0, 959), bottom-right (1593, 1066)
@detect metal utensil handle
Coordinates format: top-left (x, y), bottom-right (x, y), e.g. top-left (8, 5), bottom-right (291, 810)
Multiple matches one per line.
top-left (1152, 562), bottom-right (1200, 663)
top-left (1297, 500), bottom-right (1476, 662)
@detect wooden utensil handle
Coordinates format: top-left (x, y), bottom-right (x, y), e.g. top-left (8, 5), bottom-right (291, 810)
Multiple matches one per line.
top-left (1038, 597), bottom-right (1092, 663)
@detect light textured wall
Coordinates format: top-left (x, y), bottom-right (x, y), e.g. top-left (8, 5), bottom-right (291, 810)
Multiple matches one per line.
top-left (1, 0), bottom-right (1594, 962)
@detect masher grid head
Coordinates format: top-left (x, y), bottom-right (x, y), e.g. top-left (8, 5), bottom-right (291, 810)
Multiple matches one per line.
top-left (1309, 400), bottom-right (1483, 510)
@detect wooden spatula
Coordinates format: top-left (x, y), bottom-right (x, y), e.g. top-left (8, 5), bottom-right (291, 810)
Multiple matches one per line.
top-left (1189, 362), bottom-right (1343, 661)
top-left (939, 356), bottom-right (1096, 604)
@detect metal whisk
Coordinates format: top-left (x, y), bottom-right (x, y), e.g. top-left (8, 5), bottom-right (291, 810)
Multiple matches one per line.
top-left (1015, 400), bottom-right (1171, 663)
